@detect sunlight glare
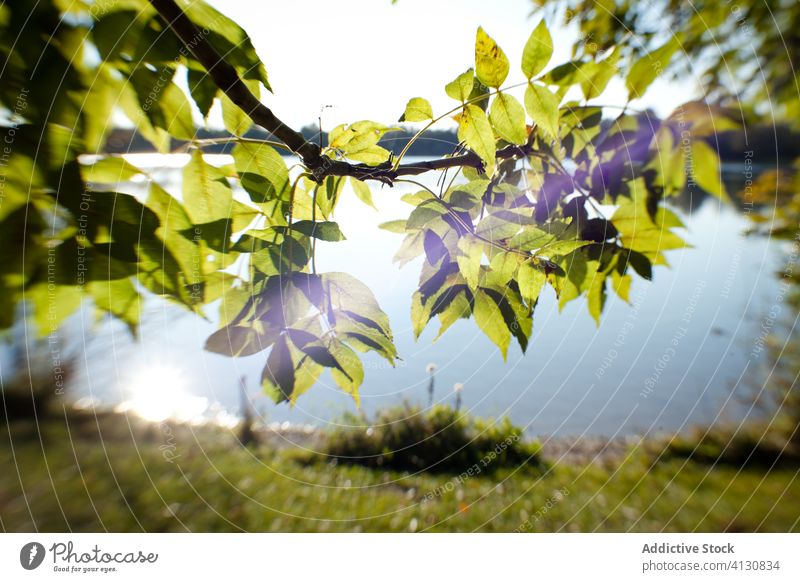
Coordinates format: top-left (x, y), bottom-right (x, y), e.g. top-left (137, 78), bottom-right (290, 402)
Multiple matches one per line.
top-left (116, 365), bottom-right (208, 423)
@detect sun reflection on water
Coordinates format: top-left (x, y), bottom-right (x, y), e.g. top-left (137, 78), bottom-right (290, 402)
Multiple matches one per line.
top-left (115, 364), bottom-right (208, 423)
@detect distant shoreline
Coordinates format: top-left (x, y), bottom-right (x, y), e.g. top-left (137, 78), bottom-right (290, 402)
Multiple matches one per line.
top-left (102, 124), bottom-right (800, 163)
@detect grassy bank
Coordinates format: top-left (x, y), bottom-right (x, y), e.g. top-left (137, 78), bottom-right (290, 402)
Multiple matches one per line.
top-left (1, 408), bottom-right (799, 532)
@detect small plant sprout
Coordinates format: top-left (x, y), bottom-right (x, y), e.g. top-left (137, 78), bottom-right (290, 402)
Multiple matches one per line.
top-left (426, 363), bottom-right (437, 407)
top-left (454, 383), bottom-right (464, 411)
top-left (239, 376), bottom-right (256, 446)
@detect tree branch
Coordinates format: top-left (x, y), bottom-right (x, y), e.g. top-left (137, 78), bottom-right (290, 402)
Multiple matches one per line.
top-left (148, 0), bottom-right (529, 184)
top-left (149, 0), bottom-right (322, 162)
top-left (331, 144), bottom-right (532, 184)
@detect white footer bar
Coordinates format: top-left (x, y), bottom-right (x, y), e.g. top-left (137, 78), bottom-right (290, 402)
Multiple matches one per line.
top-left (1, 533), bottom-right (797, 581)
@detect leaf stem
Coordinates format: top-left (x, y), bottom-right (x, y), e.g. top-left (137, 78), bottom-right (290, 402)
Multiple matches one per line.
top-left (392, 80), bottom-right (529, 169)
top-left (177, 136), bottom-right (294, 154)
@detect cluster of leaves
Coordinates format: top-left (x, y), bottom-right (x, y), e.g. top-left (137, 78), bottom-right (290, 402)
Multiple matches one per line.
top-left (542, 0), bottom-right (800, 453)
top-left (0, 0), bottom-right (393, 405)
top-left (533, 0), bottom-right (800, 126)
top-left (0, 0), bottom-right (730, 405)
top-left (380, 24), bottom-right (728, 357)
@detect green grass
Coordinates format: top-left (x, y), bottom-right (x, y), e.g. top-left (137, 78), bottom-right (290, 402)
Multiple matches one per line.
top-left (1, 409), bottom-right (799, 532)
top-left (656, 424), bottom-right (800, 468)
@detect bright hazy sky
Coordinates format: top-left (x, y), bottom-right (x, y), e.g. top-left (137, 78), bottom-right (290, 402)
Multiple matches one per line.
top-left (204, 0), bottom-right (692, 131)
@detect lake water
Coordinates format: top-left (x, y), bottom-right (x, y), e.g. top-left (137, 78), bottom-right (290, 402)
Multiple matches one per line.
top-left (57, 154), bottom-right (786, 437)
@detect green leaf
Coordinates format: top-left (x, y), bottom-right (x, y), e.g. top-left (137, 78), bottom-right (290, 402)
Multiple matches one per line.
top-left (287, 334), bottom-right (324, 405)
top-left (406, 202), bottom-right (448, 229)
top-left (232, 142), bottom-right (290, 204)
top-left (394, 231), bottom-right (425, 266)
top-left (291, 220), bottom-right (346, 242)
top-left (206, 322), bottom-right (279, 357)
top-left (87, 277), bottom-right (141, 336)
top-left (323, 272), bottom-right (393, 338)
top-left (473, 289), bottom-right (511, 359)
top-left (521, 20), bottom-right (553, 79)
top-left (295, 341), bottom-right (348, 374)
top-left (27, 284), bottom-right (82, 337)
top-left (690, 140), bottom-right (729, 200)
top-left (509, 226), bottom-right (556, 250)
top-left (350, 178), bottom-right (377, 210)
top-left (316, 175), bottom-right (346, 219)
top-left (117, 74), bottom-right (170, 152)
top-left (410, 292), bottom-right (427, 339)
top-left (475, 27), bottom-right (509, 88)
top-left (246, 231), bottom-right (308, 274)
top-left (230, 200), bottom-right (260, 232)
top-left (334, 312), bottom-right (397, 364)
top-left (587, 273), bottom-right (606, 326)
top-left (345, 144), bottom-right (392, 165)
top-left (445, 69), bottom-right (475, 102)
top-left (541, 61), bottom-right (587, 87)
top-left (187, 68), bottom-right (218, 119)
top-left (525, 83), bottom-right (560, 140)
top-left (221, 79), bottom-right (259, 136)
top-left (457, 104), bottom-right (496, 173)
top-left (483, 286), bottom-right (532, 352)
top-left (647, 128), bottom-right (686, 194)
top-left (146, 182), bottom-right (205, 287)
top-left (379, 220), bottom-right (407, 233)
top-left (553, 250), bottom-right (588, 310)
top-left (467, 77), bottom-right (491, 111)
top-left (159, 81), bottom-right (195, 139)
top-left (518, 261), bottom-right (547, 305)
top-left (83, 66), bottom-right (121, 153)
top-left (262, 335), bottom-right (295, 402)
top-left (400, 97), bottom-right (433, 122)
top-left (329, 121), bottom-right (397, 165)
top-left (182, 149), bottom-right (233, 224)
top-left (327, 339), bottom-right (365, 406)
top-left (489, 93), bottom-right (527, 145)
top-left (626, 35), bottom-right (680, 99)
top-left (626, 250), bottom-right (653, 281)
top-left (434, 291), bottom-right (471, 340)
top-left (580, 54), bottom-right (619, 100)
top-left (445, 178), bottom-right (489, 212)
top-left (329, 120), bottom-right (394, 150)
top-left (541, 238), bottom-right (591, 257)
top-left (456, 236), bottom-right (484, 290)
top-left (476, 213), bottom-right (524, 240)
top-left (402, 190), bottom-right (437, 207)
top-left (487, 251), bottom-right (522, 286)
top-left (81, 157), bottom-right (144, 183)
top-left (263, 323), bottom-right (326, 405)
top-left (179, 0), bottom-right (271, 90)
top-left (612, 179), bottom-right (686, 260)
top-left (127, 66), bottom-right (195, 140)
top-left (611, 271), bottom-right (632, 302)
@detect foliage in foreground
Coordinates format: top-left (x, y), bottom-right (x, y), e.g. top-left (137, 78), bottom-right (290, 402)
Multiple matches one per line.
top-left (0, 0), bottom-right (736, 406)
top-left (303, 404), bottom-right (543, 473)
top-left (536, 0), bottom-right (800, 127)
top-left (2, 409), bottom-right (799, 532)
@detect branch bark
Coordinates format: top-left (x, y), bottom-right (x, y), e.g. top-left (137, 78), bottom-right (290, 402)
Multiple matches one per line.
top-left (149, 0), bottom-right (322, 163)
top-left (149, 0), bottom-right (528, 183)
